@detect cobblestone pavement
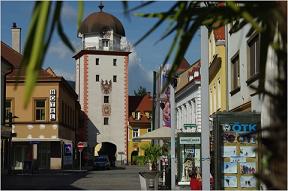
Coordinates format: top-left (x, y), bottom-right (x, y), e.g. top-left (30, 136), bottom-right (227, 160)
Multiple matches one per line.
top-left (1, 165), bottom-right (148, 190)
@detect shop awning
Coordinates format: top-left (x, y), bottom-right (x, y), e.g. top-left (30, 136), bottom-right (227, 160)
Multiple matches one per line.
top-left (133, 127), bottom-right (172, 141)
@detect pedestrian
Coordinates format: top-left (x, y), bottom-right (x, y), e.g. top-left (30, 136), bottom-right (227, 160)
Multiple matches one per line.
top-left (190, 172), bottom-right (202, 190)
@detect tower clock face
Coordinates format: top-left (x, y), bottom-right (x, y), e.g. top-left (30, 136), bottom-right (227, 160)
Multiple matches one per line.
top-left (102, 104), bottom-right (111, 116)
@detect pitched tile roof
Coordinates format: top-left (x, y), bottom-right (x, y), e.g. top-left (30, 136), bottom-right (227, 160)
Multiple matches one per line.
top-left (176, 58), bottom-right (190, 74)
top-left (128, 94), bottom-right (152, 125)
top-left (1, 41), bottom-right (57, 79)
top-left (213, 26), bottom-right (225, 41)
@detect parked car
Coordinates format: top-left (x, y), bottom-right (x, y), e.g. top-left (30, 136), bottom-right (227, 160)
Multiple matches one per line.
top-left (93, 155), bottom-right (110, 170)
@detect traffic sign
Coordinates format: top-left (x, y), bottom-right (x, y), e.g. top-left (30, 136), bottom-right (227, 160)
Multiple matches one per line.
top-left (77, 142), bottom-right (85, 152)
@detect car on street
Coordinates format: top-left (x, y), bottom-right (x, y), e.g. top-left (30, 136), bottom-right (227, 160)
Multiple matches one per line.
top-left (93, 155), bottom-right (110, 170)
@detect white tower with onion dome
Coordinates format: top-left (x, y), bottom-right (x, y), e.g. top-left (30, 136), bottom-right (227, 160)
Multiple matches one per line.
top-left (73, 3), bottom-right (130, 162)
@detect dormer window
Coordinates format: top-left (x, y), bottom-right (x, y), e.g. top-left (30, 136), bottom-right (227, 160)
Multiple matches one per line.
top-left (135, 111), bottom-right (141, 120)
top-left (102, 39), bottom-right (109, 49)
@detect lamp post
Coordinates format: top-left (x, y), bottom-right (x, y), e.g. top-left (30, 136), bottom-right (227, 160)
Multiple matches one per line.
top-left (169, 77), bottom-right (177, 190)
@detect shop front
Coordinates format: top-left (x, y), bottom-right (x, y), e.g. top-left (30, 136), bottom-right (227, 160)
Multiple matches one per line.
top-left (177, 132), bottom-right (201, 186)
top-left (12, 140), bottom-right (74, 170)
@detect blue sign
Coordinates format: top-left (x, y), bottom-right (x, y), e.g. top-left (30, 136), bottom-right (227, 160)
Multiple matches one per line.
top-left (221, 122), bottom-right (257, 133)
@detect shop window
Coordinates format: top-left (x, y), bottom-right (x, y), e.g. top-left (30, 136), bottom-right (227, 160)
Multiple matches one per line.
top-left (35, 99), bottom-right (46, 121)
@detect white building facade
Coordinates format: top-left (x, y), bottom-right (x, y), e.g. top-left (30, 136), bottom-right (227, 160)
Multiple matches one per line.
top-left (74, 8), bottom-right (130, 161)
top-left (226, 23), bottom-right (262, 112)
top-left (176, 62), bottom-right (202, 133)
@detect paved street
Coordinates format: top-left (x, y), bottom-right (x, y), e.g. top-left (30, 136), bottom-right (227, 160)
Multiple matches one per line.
top-left (1, 165), bottom-right (148, 190)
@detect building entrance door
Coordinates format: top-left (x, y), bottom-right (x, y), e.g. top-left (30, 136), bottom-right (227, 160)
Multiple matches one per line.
top-left (38, 142), bottom-right (50, 169)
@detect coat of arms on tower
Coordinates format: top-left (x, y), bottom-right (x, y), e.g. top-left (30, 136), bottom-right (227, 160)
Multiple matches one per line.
top-left (101, 80), bottom-right (112, 94)
top-left (102, 104), bottom-right (111, 116)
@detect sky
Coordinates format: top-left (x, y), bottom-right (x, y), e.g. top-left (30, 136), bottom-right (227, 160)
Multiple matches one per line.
top-left (1, 1), bottom-right (201, 95)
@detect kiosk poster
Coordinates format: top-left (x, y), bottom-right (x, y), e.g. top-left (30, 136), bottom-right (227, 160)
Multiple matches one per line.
top-left (223, 146), bottom-right (236, 157)
top-left (240, 176), bottom-right (257, 188)
top-left (224, 176), bottom-right (237, 188)
top-left (240, 146), bottom-right (256, 157)
top-left (240, 162), bottom-right (256, 174)
top-left (223, 162), bottom-right (237, 173)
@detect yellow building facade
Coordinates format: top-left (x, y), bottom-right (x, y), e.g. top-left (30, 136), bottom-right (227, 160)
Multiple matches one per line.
top-left (208, 27), bottom-right (227, 115)
top-left (127, 95), bottom-right (152, 164)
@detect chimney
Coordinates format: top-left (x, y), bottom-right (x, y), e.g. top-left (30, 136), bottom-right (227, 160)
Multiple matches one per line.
top-left (11, 22), bottom-right (21, 53)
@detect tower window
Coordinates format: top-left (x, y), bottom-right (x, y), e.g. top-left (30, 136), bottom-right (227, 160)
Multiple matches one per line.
top-left (96, 75), bottom-right (99, 82)
top-left (96, 58), bottom-right (99, 65)
top-left (102, 39), bottom-right (109, 48)
top-left (113, 59), bottom-right (117, 66)
top-left (104, 117), bottom-right (109, 125)
top-left (104, 96), bottom-right (109, 103)
top-left (113, 75), bottom-right (117, 82)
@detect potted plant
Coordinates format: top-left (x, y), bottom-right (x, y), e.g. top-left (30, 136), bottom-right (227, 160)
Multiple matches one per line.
top-left (142, 143), bottom-right (162, 171)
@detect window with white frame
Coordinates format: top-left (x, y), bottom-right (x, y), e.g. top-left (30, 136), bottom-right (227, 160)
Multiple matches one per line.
top-left (217, 79), bottom-right (221, 110)
top-left (133, 128), bottom-right (139, 138)
top-left (248, 35), bottom-right (260, 78)
top-left (231, 53), bottom-right (240, 91)
top-left (209, 89), bottom-right (213, 114)
top-left (213, 85), bottom-right (216, 113)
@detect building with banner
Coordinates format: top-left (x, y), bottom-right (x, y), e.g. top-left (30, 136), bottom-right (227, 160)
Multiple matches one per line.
top-left (2, 33), bottom-right (81, 170)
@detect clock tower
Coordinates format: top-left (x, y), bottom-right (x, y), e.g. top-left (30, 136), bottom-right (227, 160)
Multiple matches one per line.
top-left (73, 5), bottom-right (130, 162)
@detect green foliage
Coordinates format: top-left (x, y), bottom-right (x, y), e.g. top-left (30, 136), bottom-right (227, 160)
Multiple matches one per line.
top-left (133, 86), bottom-right (147, 96)
top-left (141, 143), bottom-right (162, 170)
top-left (133, 156), bottom-right (145, 166)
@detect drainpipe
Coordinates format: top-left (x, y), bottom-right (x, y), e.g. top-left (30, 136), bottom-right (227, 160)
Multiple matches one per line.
top-left (3, 65), bottom-right (13, 174)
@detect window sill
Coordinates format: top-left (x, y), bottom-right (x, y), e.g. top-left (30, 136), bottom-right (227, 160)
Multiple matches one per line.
top-left (246, 73), bottom-right (260, 86)
top-left (230, 87), bottom-right (240, 96)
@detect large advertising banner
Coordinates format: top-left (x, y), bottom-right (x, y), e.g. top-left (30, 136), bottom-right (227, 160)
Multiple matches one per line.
top-left (160, 67), bottom-right (171, 128)
top-left (213, 112), bottom-right (261, 190)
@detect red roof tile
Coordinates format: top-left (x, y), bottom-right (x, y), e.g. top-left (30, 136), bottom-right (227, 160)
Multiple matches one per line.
top-left (213, 26), bottom-right (225, 41)
top-left (176, 58), bottom-right (190, 74)
top-left (1, 41), bottom-right (57, 79)
top-left (128, 94), bottom-right (152, 125)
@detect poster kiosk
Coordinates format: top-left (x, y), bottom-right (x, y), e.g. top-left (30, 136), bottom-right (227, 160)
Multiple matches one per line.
top-left (212, 112), bottom-right (261, 190)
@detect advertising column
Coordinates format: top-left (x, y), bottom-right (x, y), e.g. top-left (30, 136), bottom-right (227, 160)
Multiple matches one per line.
top-left (213, 112), bottom-right (261, 190)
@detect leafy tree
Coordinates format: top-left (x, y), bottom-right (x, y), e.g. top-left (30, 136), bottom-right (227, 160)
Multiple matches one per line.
top-left (134, 86), bottom-right (147, 96)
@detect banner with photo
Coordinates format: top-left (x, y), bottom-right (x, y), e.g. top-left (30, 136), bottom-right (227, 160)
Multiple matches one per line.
top-left (160, 67), bottom-right (171, 128)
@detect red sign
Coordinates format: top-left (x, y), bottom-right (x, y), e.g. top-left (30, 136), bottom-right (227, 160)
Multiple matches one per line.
top-left (77, 142), bottom-right (85, 152)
